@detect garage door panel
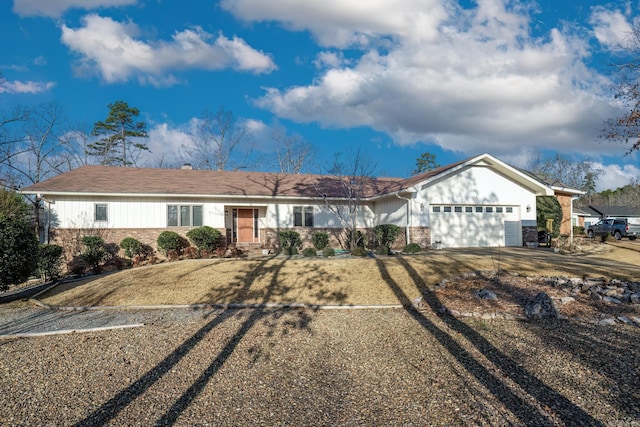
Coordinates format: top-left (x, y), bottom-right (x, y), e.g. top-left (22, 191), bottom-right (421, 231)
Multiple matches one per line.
top-left (430, 206), bottom-right (520, 248)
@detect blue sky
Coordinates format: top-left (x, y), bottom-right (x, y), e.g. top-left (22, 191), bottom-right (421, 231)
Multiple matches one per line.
top-left (2, 0), bottom-right (640, 190)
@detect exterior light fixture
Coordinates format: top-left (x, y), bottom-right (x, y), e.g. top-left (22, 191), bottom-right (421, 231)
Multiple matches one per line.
top-left (526, 204), bottom-right (531, 213)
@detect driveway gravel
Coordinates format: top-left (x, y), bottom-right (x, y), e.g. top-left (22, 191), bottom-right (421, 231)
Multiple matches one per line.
top-left (1, 303), bottom-right (639, 426)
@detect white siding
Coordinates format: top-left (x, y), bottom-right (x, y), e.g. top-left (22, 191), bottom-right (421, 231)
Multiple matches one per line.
top-left (263, 201), bottom-right (374, 229)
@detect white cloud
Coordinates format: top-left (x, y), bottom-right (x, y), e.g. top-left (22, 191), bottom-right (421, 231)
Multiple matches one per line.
top-left (245, 1), bottom-right (616, 159)
top-left (0, 79), bottom-right (55, 94)
top-left (146, 122), bottom-right (193, 166)
top-left (596, 162), bottom-right (640, 191)
top-left (60, 14), bottom-right (276, 86)
top-left (589, 6), bottom-right (634, 50)
top-left (13, 0), bottom-right (137, 18)
top-left (221, 0), bottom-right (448, 47)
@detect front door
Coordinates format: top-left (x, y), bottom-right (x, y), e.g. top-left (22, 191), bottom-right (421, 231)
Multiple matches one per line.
top-left (237, 209), bottom-right (255, 243)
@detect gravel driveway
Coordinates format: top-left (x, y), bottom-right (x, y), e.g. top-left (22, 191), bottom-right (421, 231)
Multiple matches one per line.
top-left (1, 302), bottom-right (639, 426)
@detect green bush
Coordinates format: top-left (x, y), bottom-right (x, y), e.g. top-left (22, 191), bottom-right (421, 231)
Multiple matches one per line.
top-left (312, 231), bottom-right (329, 250)
top-left (350, 246), bottom-right (368, 257)
top-left (37, 244), bottom-right (64, 281)
top-left (278, 230), bottom-right (302, 250)
top-left (375, 245), bottom-right (390, 256)
top-left (282, 246), bottom-right (298, 256)
top-left (536, 196), bottom-right (562, 238)
top-left (573, 226), bottom-right (585, 236)
top-left (404, 243), bottom-right (421, 253)
top-left (302, 247), bottom-right (317, 257)
top-left (81, 236), bottom-right (106, 272)
top-left (374, 224), bottom-right (400, 248)
top-left (322, 247), bottom-right (335, 257)
top-left (157, 231), bottom-right (188, 255)
top-left (186, 226), bottom-right (222, 251)
top-left (120, 237), bottom-right (142, 259)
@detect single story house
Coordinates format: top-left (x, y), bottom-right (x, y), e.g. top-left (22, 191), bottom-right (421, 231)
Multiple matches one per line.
top-left (22, 153), bottom-right (574, 252)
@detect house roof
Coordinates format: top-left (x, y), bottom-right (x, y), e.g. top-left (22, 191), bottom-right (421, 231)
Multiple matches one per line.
top-left (21, 153), bottom-right (556, 200)
top-left (21, 165), bottom-right (404, 200)
top-left (587, 205), bottom-right (640, 217)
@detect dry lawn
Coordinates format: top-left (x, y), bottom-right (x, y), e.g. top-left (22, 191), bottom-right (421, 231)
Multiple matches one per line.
top-left (38, 244), bottom-right (640, 308)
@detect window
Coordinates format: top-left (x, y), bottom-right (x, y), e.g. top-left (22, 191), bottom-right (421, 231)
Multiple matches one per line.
top-left (443, 206), bottom-right (452, 213)
top-left (94, 203), bottom-right (107, 222)
top-left (485, 207), bottom-right (494, 213)
top-left (432, 206), bottom-right (441, 213)
top-left (475, 206), bottom-right (483, 213)
top-left (465, 206), bottom-right (473, 213)
top-left (294, 206), bottom-right (314, 227)
top-left (167, 205), bottom-right (203, 227)
top-left (454, 206), bottom-right (462, 213)
top-left (506, 207), bottom-right (513, 213)
top-left (496, 207), bottom-right (503, 213)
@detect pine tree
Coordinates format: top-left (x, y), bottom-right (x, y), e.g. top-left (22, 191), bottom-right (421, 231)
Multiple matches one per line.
top-left (88, 100), bottom-right (149, 166)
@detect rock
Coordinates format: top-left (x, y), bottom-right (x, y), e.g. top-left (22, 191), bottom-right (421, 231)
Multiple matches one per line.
top-left (603, 296), bottom-right (622, 305)
top-left (560, 297), bottom-right (575, 305)
top-left (617, 316), bottom-right (631, 324)
top-left (475, 289), bottom-right (498, 300)
top-left (525, 292), bottom-right (558, 320)
top-left (630, 317), bottom-right (640, 326)
top-left (630, 293), bottom-right (640, 304)
top-left (598, 318), bottom-right (617, 326)
top-left (603, 288), bottom-right (619, 297)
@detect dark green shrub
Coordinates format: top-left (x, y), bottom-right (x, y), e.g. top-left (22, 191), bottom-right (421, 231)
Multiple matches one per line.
top-left (536, 196), bottom-right (562, 238)
top-left (186, 226), bottom-right (222, 251)
top-left (375, 245), bottom-right (390, 256)
top-left (350, 246), bottom-right (368, 257)
top-left (404, 243), bottom-right (421, 253)
top-left (302, 247), bottom-right (317, 257)
top-left (282, 246), bottom-right (298, 256)
top-left (81, 236), bottom-right (106, 272)
top-left (120, 237), bottom-right (142, 259)
top-left (322, 247), bottom-right (335, 257)
top-left (157, 231), bottom-right (188, 256)
top-left (278, 230), bottom-right (302, 251)
top-left (374, 224), bottom-right (400, 248)
top-left (600, 233), bottom-right (609, 243)
top-left (0, 189), bottom-right (39, 290)
top-left (312, 231), bottom-right (329, 250)
top-left (37, 244), bottom-right (64, 281)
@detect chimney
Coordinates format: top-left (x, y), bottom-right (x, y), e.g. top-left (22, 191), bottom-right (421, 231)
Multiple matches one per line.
top-left (181, 163), bottom-right (193, 170)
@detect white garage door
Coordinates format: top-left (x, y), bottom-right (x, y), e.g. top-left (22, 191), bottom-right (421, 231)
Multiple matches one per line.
top-left (430, 205), bottom-right (521, 248)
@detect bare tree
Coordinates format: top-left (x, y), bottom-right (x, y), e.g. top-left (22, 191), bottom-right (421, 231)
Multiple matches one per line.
top-left (182, 107), bottom-right (252, 170)
top-left (271, 128), bottom-right (314, 174)
top-left (314, 148), bottom-right (376, 249)
top-left (527, 151), bottom-right (602, 192)
top-left (601, 24), bottom-right (640, 155)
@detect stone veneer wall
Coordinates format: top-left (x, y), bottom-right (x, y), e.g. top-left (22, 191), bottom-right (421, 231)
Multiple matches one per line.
top-left (522, 225), bottom-right (537, 245)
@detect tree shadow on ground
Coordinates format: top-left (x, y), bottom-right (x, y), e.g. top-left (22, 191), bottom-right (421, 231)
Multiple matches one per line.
top-left (72, 256), bottom-right (323, 426)
top-left (377, 256), bottom-right (604, 426)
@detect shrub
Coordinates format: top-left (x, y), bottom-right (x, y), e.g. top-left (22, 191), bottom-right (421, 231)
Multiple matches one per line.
top-left (573, 226), bottom-right (585, 236)
top-left (278, 230), bottom-right (302, 250)
top-left (37, 244), bottom-right (64, 282)
top-left (322, 247), bottom-right (335, 257)
top-left (0, 189), bottom-right (39, 290)
top-left (350, 246), bottom-right (368, 257)
top-left (81, 236), bottom-right (106, 272)
top-left (404, 243), bottom-right (421, 253)
top-left (302, 247), bottom-right (317, 257)
top-left (186, 226), bottom-right (222, 251)
top-left (157, 231), bottom-right (188, 256)
top-left (120, 237), bottom-right (143, 259)
top-left (375, 245), bottom-right (390, 256)
top-left (182, 246), bottom-right (200, 259)
top-left (312, 232), bottom-right (329, 250)
top-left (374, 224), bottom-right (400, 248)
top-left (282, 246), bottom-right (298, 256)
top-left (600, 233), bottom-right (609, 243)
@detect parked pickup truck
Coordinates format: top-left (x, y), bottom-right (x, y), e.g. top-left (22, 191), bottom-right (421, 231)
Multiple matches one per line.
top-left (586, 218), bottom-right (640, 240)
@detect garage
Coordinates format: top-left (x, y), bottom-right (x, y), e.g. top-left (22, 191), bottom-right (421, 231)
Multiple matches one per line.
top-left (430, 205), bottom-right (521, 248)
